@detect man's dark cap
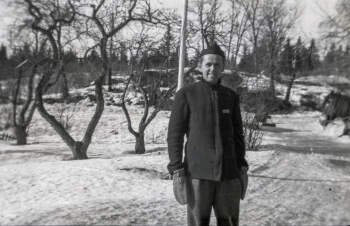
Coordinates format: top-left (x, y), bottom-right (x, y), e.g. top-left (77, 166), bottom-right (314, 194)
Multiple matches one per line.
top-left (200, 43), bottom-right (225, 61)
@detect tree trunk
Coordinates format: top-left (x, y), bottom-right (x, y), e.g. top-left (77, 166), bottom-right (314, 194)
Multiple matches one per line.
top-left (72, 141), bottom-right (88, 160)
top-left (108, 67), bottom-right (112, 91)
top-left (269, 53), bottom-right (276, 98)
top-left (284, 72), bottom-right (296, 103)
top-left (135, 132), bottom-right (146, 154)
top-left (253, 41), bottom-right (258, 73)
top-left (61, 72), bottom-right (69, 100)
top-left (15, 125), bottom-right (27, 145)
top-left (343, 119), bottom-right (350, 136)
top-left (269, 73), bottom-right (275, 98)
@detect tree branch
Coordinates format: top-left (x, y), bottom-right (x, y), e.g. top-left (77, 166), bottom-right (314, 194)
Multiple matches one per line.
top-left (121, 74), bottom-right (138, 137)
top-left (81, 75), bottom-right (105, 150)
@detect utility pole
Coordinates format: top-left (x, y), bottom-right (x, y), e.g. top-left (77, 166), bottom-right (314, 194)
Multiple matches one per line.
top-left (177, 0), bottom-right (189, 91)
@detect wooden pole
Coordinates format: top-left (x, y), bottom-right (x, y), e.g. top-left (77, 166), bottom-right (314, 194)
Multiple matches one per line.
top-left (177, 0), bottom-right (189, 91)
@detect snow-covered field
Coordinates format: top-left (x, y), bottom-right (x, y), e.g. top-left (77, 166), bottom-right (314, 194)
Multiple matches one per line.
top-left (1, 76), bottom-right (350, 225)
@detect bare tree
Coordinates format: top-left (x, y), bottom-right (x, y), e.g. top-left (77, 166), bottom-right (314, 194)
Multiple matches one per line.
top-left (7, 21), bottom-right (49, 145)
top-left (21, 0), bottom-right (165, 159)
top-left (238, 0), bottom-right (264, 73)
top-left (125, 24), bottom-right (156, 68)
top-left (208, 0), bottom-right (218, 45)
top-left (121, 70), bottom-right (176, 154)
top-left (319, 0), bottom-right (350, 42)
top-left (4, 23), bottom-right (46, 145)
top-left (79, 0), bottom-right (167, 88)
top-left (188, 0), bottom-right (226, 49)
top-left (283, 37), bottom-right (305, 104)
top-left (189, 0), bottom-right (206, 49)
top-left (81, 0), bottom-right (168, 154)
top-left (261, 0), bottom-right (299, 97)
top-left (23, 0), bottom-right (105, 159)
top-left (119, 24), bottom-right (176, 154)
top-left (11, 60), bottom-right (37, 144)
top-left (225, 0), bottom-right (249, 68)
top-left (16, 0), bottom-right (80, 100)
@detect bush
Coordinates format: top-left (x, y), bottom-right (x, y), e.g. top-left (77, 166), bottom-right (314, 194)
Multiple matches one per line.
top-left (241, 89), bottom-right (293, 114)
top-left (0, 104), bottom-right (12, 131)
top-left (242, 111), bottom-right (264, 151)
top-left (52, 103), bottom-right (77, 131)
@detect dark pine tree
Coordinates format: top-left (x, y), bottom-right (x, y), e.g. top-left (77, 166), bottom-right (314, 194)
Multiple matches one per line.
top-left (238, 44), bottom-right (254, 73)
top-left (87, 49), bottom-right (101, 65)
top-left (307, 39), bottom-right (320, 72)
top-left (342, 45), bottom-right (350, 74)
top-left (294, 37), bottom-right (304, 73)
top-left (0, 44), bottom-right (7, 62)
top-left (279, 38), bottom-right (294, 76)
top-left (324, 42), bottom-right (337, 75)
top-left (280, 38), bottom-right (296, 103)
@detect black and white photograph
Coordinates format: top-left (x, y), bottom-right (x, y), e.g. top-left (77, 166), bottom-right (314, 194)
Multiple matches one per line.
top-left (0, 0), bottom-right (349, 225)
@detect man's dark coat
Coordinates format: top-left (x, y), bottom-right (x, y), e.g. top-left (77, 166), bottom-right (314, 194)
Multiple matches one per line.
top-left (167, 80), bottom-right (248, 181)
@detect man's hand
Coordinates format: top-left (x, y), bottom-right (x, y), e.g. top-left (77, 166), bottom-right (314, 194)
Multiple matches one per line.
top-left (161, 172), bottom-right (173, 180)
top-left (240, 166), bottom-right (249, 200)
top-left (173, 168), bottom-right (185, 179)
top-left (173, 168), bottom-right (187, 205)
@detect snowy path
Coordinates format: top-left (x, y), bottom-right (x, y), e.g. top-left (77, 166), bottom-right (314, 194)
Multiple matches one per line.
top-left (241, 112), bottom-right (350, 225)
top-left (262, 112), bottom-right (350, 157)
top-left (243, 151), bottom-right (350, 225)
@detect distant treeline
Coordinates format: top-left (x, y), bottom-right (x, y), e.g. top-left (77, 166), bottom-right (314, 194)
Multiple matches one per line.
top-left (0, 41), bottom-right (180, 81)
top-left (238, 37), bottom-right (350, 78)
top-left (1, 37), bottom-right (350, 81)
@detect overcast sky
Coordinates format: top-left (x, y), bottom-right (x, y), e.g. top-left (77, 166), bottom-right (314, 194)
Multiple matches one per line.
top-left (155, 0), bottom-right (338, 41)
top-left (0, 0), bottom-right (338, 46)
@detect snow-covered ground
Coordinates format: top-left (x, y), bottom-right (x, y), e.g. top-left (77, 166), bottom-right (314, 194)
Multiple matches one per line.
top-left (1, 75), bottom-right (350, 225)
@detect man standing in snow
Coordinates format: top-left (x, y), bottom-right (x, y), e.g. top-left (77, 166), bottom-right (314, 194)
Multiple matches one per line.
top-left (167, 43), bottom-right (248, 226)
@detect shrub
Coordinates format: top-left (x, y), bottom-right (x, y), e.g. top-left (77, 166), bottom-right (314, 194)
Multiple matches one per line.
top-left (0, 104), bottom-right (12, 131)
top-left (52, 103), bottom-right (77, 131)
top-left (242, 111), bottom-right (264, 151)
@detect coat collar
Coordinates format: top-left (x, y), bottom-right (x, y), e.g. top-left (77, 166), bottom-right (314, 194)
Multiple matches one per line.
top-left (199, 78), bottom-right (221, 90)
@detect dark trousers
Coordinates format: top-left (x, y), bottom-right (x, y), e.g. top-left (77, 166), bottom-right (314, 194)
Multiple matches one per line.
top-left (187, 178), bottom-right (241, 226)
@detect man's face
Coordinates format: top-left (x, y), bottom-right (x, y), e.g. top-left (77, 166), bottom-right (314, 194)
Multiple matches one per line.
top-left (200, 54), bottom-right (224, 84)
